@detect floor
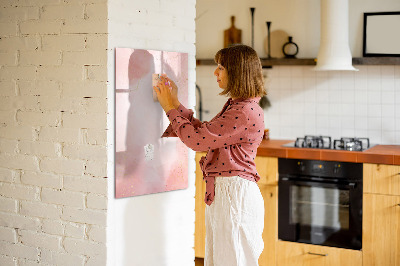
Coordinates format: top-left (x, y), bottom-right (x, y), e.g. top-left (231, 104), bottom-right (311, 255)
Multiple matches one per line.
top-left (195, 257), bottom-right (204, 266)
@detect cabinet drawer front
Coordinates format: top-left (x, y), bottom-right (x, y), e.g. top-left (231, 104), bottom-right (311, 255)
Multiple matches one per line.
top-left (255, 156), bottom-right (278, 186)
top-left (363, 193), bottom-right (400, 266)
top-left (364, 164), bottom-right (400, 196)
top-left (277, 241), bottom-right (362, 266)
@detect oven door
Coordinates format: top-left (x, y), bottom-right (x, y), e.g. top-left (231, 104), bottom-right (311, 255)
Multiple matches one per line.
top-left (278, 176), bottom-right (362, 250)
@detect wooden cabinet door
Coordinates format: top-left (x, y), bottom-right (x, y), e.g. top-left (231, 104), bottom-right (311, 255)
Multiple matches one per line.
top-left (255, 156), bottom-right (278, 186)
top-left (195, 152), bottom-right (207, 258)
top-left (259, 185), bottom-right (278, 266)
top-left (276, 241), bottom-right (362, 266)
top-left (363, 193), bottom-right (400, 266)
top-left (364, 164), bottom-right (400, 196)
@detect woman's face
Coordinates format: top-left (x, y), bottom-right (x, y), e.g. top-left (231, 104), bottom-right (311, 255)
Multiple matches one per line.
top-left (214, 64), bottom-right (228, 89)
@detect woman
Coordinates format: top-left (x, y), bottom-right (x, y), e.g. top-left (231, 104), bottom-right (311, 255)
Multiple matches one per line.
top-left (153, 44), bottom-right (266, 266)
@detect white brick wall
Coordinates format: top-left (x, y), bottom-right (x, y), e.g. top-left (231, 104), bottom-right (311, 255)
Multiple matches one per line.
top-left (107, 0), bottom-right (197, 265)
top-left (0, 0), bottom-right (108, 265)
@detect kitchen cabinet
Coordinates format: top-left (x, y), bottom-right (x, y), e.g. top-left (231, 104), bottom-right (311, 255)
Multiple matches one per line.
top-left (259, 184), bottom-right (278, 266)
top-left (195, 152), bottom-right (207, 258)
top-left (363, 163), bottom-right (400, 196)
top-left (276, 241), bottom-right (362, 266)
top-left (256, 157), bottom-right (278, 266)
top-left (363, 163), bottom-right (400, 266)
top-left (194, 154), bottom-right (279, 266)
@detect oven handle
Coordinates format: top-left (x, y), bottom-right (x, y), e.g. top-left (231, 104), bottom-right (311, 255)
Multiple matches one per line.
top-left (280, 177), bottom-right (357, 189)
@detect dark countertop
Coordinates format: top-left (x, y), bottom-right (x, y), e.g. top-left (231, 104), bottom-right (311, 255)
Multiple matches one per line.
top-left (256, 139), bottom-right (400, 165)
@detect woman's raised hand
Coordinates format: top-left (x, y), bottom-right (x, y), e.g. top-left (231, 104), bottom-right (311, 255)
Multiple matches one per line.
top-left (153, 75), bottom-right (175, 113)
top-left (161, 74), bottom-right (180, 108)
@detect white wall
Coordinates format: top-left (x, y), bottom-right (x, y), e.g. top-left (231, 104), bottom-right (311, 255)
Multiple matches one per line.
top-left (197, 0), bottom-right (400, 58)
top-left (107, 1), bottom-right (197, 266)
top-left (0, 1), bottom-right (108, 265)
top-left (196, 0), bottom-right (400, 145)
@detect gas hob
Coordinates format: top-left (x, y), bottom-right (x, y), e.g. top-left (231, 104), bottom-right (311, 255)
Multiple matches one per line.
top-left (282, 135), bottom-right (374, 151)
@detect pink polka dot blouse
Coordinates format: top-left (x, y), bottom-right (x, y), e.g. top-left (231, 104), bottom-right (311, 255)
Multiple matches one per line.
top-left (162, 97), bottom-right (265, 205)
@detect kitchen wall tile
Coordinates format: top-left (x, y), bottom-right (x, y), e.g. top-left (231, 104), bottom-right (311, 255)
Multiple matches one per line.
top-left (341, 89), bottom-right (354, 104)
top-left (381, 131), bottom-right (396, 144)
top-left (354, 117), bottom-right (368, 130)
top-left (341, 103), bottom-right (355, 116)
top-left (382, 105), bottom-right (395, 118)
top-left (304, 102), bottom-right (316, 115)
top-left (341, 128), bottom-right (355, 137)
top-left (395, 105), bottom-right (400, 118)
top-left (291, 67), bottom-right (304, 78)
top-left (304, 88), bottom-right (316, 103)
top-left (396, 85), bottom-right (400, 102)
top-left (367, 77), bottom-right (381, 91)
top-left (292, 77), bottom-right (304, 90)
top-left (316, 70), bottom-right (329, 79)
top-left (195, 65), bottom-right (400, 144)
top-left (367, 91), bottom-right (381, 105)
top-left (342, 117), bottom-right (355, 129)
top-left (354, 90), bottom-right (367, 104)
top-left (328, 88), bottom-right (342, 103)
top-left (382, 117), bottom-right (396, 131)
top-left (394, 66), bottom-right (400, 78)
top-left (367, 65), bottom-right (381, 77)
top-left (382, 90), bottom-right (395, 104)
top-left (278, 67), bottom-right (292, 78)
top-left (367, 129), bottom-right (382, 144)
top-left (395, 118), bottom-right (400, 131)
top-left (381, 65), bottom-right (395, 78)
top-left (303, 67), bottom-right (316, 78)
top-left (329, 103), bottom-right (341, 116)
top-left (316, 115), bottom-right (330, 128)
top-left (382, 78), bottom-right (395, 91)
top-left (329, 116), bottom-right (342, 129)
top-left (315, 77), bottom-right (329, 90)
top-left (316, 89), bottom-right (329, 103)
top-left (367, 104), bottom-right (381, 118)
top-left (396, 130), bottom-right (400, 144)
top-left (355, 104), bottom-right (368, 117)
top-left (316, 103), bottom-right (329, 115)
top-left (368, 117), bottom-right (381, 131)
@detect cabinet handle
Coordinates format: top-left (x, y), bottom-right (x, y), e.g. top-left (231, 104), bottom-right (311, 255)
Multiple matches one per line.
top-left (307, 252), bottom-right (328, 256)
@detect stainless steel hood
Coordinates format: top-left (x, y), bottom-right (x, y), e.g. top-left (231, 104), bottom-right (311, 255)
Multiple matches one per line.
top-left (314, 0), bottom-right (358, 71)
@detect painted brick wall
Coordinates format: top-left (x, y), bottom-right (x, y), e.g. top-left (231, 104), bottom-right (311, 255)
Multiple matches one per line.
top-left (0, 1), bottom-right (108, 265)
top-left (107, 0), bottom-right (197, 265)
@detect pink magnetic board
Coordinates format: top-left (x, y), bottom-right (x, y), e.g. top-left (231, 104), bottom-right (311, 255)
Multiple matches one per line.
top-left (115, 48), bottom-right (189, 198)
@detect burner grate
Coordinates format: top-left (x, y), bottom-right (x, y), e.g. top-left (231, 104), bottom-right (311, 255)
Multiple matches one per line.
top-left (295, 135), bottom-right (332, 149)
top-left (333, 137), bottom-right (370, 151)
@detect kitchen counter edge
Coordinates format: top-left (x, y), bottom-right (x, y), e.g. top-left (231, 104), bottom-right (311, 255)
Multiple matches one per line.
top-left (256, 139), bottom-right (400, 165)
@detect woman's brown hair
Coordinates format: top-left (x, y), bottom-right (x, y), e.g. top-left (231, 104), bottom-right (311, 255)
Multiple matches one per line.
top-left (214, 44), bottom-right (266, 99)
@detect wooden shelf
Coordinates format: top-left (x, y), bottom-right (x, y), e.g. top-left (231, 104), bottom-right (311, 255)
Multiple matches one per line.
top-left (196, 57), bottom-right (400, 67)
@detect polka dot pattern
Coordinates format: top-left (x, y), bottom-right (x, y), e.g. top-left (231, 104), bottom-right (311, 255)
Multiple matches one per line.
top-left (161, 97), bottom-right (265, 205)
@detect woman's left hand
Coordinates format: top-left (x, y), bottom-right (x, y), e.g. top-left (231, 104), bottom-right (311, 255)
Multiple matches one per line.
top-left (153, 77), bottom-right (175, 113)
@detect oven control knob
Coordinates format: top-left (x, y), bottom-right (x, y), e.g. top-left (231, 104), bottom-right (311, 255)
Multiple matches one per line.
top-left (298, 161), bottom-right (305, 171)
top-left (334, 164), bottom-right (341, 174)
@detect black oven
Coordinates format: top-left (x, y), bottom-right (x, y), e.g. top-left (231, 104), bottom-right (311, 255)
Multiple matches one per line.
top-left (278, 158), bottom-right (363, 250)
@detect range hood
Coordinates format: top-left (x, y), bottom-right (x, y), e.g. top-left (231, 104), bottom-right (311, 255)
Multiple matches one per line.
top-left (314, 0), bottom-right (358, 71)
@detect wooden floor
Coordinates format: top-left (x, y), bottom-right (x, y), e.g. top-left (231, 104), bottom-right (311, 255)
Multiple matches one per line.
top-left (195, 257), bottom-right (204, 266)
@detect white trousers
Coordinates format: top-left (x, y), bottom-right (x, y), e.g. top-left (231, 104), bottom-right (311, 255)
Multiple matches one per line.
top-left (205, 176), bottom-right (264, 266)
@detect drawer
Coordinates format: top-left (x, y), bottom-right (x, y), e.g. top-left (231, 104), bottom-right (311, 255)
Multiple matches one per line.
top-left (255, 156), bottom-right (278, 186)
top-left (276, 241), bottom-right (362, 266)
top-left (364, 164), bottom-right (400, 196)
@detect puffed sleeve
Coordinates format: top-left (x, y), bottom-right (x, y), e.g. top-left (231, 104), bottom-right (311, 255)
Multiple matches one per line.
top-left (165, 106), bottom-right (249, 151)
top-left (161, 103), bottom-right (202, 138)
